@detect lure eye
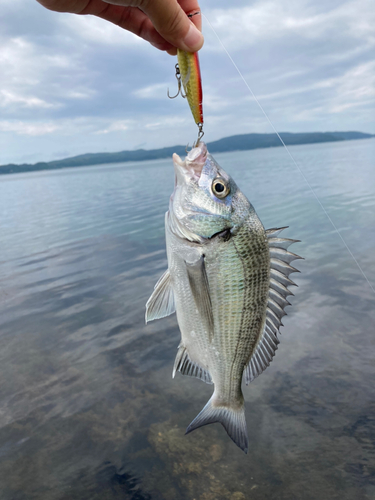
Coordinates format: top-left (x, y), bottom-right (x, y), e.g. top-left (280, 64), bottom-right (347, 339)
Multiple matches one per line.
top-left (212, 178), bottom-right (230, 199)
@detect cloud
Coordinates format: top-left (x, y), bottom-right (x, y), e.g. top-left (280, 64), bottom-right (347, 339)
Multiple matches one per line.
top-left (144, 116), bottom-right (187, 129)
top-left (0, 36), bottom-right (75, 117)
top-left (0, 121), bottom-right (59, 136)
top-left (60, 14), bottom-right (144, 47)
top-left (95, 119), bottom-right (135, 134)
top-left (327, 61), bottom-right (375, 113)
top-left (239, 60), bottom-right (375, 106)
top-left (133, 83), bottom-right (169, 99)
top-left (204, 0), bottom-right (375, 49)
top-left (0, 90), bottom-right (61, 109)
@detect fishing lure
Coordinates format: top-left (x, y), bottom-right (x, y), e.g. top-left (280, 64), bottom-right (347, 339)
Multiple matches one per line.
top-left (168, 13), bottom-right (204, 145)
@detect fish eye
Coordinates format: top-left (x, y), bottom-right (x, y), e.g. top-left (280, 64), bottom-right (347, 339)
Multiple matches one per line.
top-left (212, 178), bottom-right (230, 199)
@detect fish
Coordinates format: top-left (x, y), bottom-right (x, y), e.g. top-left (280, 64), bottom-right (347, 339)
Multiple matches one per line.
top-left (145, 141), bottom-right (301, 453)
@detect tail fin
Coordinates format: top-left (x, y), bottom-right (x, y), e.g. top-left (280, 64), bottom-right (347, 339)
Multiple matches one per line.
top-left (185, 395), bottom-right (248, 453)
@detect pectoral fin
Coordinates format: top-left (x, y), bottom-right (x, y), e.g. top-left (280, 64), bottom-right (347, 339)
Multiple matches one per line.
top-left (185, 255), bottom-right (214, 342)
top-left (145, 269), bottom-right (175, 323)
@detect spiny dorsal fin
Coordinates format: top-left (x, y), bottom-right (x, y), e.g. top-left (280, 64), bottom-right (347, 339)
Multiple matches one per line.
top-left (269, 277), bottom-right (294, 297)
top-left (269, 247), bottom-right (303, 263)
top-left (244, 228), bottom-right (302, 385)
top-left (185, 255), bottom-right (214, 342)
top-left (173, 345), bottom-right (213, 384)
top-left (269, 288), bottom-right (291, 308)
top-left (270, 258), bottom-right (300, 276)
top-left (270, 268), bottom-right (297, 287)
top-left (268, 237), bottom-right (300, 249)
top-left (266, 226), bottom-right (289, 238)
top-left (145, 269), bottom-right (175, 323)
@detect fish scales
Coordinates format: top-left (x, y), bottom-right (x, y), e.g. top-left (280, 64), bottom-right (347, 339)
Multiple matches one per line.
top-left (146, 142), bottom-right (301, 453)
top-left (205, 226), bottom-right (269, 398)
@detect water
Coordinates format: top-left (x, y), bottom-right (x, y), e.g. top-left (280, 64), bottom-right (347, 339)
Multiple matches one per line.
top-left (0, 138), bottom-right (374, 500)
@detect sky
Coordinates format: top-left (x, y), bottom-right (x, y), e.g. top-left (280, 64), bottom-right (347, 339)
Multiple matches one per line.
top-left (1, 0), bottom-right (374, 165)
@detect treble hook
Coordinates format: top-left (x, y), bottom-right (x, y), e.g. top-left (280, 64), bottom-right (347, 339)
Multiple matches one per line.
top-left (167, 64), bottom-right (186, 99)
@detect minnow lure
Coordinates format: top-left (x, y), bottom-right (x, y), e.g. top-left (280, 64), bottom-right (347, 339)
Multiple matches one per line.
top-left (168, 13), bottom-right (204, 144)
top-left (177, 49), bottom-right (203, 127)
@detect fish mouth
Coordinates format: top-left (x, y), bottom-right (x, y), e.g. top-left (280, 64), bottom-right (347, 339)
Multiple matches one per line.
top-left (173, 141), bottom-right (207, 183)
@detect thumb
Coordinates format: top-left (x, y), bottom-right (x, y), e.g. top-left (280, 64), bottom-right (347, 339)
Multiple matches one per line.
top-left (140, 0), bottom-right (203, 52)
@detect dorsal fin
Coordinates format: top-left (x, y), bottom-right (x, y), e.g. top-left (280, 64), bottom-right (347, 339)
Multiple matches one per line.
top-left (268, 237), bottom-right (300, 249)
top-left (244, 228), bottom-right (302, 384)
top-left (173, 345), bottom-right (213, 384)
top-left (265, 227), bottom-right (289, 237)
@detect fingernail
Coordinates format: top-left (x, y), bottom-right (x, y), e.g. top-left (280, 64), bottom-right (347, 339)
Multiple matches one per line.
top-left (167, 48), bottom-right (178, 56)
top-left (181, 24), bottom-right (204, 52)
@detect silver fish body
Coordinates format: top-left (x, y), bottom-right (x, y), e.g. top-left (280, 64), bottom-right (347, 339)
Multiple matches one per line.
top-left (146, 142), bottom-right (301, 453)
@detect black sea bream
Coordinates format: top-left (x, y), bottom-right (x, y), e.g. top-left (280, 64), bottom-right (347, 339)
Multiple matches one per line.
top-left (146, 142), bottom-right (301, 453)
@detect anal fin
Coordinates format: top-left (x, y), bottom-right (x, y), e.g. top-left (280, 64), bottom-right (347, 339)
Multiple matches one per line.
top-left (173, 345), bottom-right (212, 384)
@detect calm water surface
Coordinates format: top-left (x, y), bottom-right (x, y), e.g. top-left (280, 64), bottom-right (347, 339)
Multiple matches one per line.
top-left (0, 139), bottom-right (374, 499)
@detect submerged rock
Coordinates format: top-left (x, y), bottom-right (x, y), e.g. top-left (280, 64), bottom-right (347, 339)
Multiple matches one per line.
top-left (147, 420), bottom-right (246, 500)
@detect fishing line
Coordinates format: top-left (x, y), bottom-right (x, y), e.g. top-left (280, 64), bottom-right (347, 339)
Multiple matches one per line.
top-left (203, 14), bottom-right (375, 295)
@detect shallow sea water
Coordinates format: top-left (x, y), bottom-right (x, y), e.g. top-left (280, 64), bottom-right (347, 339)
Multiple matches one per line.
top-left (0, 138), bottom-right (374, 500)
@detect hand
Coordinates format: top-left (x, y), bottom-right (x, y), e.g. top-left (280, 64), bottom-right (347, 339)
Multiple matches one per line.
top-left (36, 0), bottom-right (203, 55)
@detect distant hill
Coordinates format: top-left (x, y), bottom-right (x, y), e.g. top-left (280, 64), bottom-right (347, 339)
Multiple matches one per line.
top-left (1, 131), bottom-right (373, 175)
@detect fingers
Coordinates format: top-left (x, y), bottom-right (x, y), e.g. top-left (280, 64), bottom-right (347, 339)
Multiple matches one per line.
top-left (178, 0), bottom-right (202, 31)
top-left (94, 3), bottom-right (175, 51)
top-left (37, 0), bottom-right (203, 53)
top-left (166, 48), bottom-right (178, 56)
top-left (141, 0), bottom-right (203, 52)
top-left (36, 0), bottom-right (89, 13)
top-left (104, 0), bottom-right (203, 52)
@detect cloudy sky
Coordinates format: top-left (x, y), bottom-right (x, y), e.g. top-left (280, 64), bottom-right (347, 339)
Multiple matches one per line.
top-left (1, 0), bottom-right (374, 164)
